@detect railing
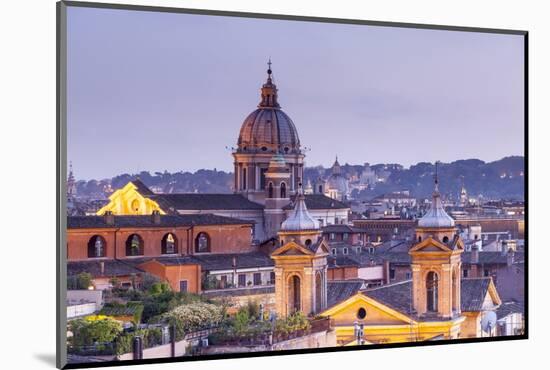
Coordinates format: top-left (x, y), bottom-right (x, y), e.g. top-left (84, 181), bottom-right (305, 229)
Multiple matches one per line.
top-left (208, 317), bottom-right (333, 347)
top-left (67, 342), bottom-right (116, 356)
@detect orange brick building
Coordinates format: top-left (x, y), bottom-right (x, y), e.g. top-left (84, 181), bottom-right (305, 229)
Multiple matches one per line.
top-left (67, 212), bottom-right (257, 292)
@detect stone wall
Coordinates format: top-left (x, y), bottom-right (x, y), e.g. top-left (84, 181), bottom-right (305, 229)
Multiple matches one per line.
top-left (202, 330), bottom-right (337, 355)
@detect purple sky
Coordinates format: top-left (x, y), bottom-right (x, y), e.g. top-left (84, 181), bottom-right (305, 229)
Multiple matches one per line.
top-left (67, 6), bottom-right (524, 181)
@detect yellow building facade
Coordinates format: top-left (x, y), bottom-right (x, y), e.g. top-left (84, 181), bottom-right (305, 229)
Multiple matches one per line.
top-left (97, 181), bottom-right (164, 216)
top-left (320, 176), bottom-right (501, 345)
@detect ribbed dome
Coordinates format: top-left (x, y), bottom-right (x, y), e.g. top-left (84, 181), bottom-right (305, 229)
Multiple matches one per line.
top-left (238, 109), bottom-right (300, 151)
top-left (281, 187), bottom-right (320, 232)
top-left (418, 177), bottom-right (455, 228)
top-left (237, 63), bottom-right (300, 153)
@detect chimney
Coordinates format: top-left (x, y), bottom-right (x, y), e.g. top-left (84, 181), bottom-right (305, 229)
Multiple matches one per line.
top-left (471, 244), bottom-right (479, 264)
top-left (100, 261), bottom-right (105, 275)
top-left (507, 248), bottom-right (515, 267)
top-left (152, 210), bottom-right (161, 225)
top-left (104, 211), bottom-right (115, 226)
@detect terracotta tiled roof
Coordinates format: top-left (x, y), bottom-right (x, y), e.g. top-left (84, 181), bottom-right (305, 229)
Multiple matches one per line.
top-left (67, 260), bottom-right (143, 278)
top-left (283, 194), bottom-right (349, 210)
top-left (67, 214), bottom-right (253, 229)
top-left (327, 280), bottom-right (366, 308)
top-left (150, 193), bottom-right (264, 211)
top-left (496, 300), bottom-right (524, 319)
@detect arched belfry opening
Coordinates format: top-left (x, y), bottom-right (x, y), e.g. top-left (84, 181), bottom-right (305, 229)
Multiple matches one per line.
top-left (426, 271), bottom-right (439, 312)
top-left (315, 271), bottom-right (323, 313)
top-left (288, 275), bottom-right (302, 313)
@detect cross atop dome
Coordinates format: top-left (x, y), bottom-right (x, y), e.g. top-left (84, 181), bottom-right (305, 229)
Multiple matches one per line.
top-left (259, 59), bottom-right (280, 108)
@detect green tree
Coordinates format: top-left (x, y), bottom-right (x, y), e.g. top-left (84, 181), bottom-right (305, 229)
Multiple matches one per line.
top-left (77, 272), bottom-right (93, 290)
top-left (69, 317), bottom-right (122, 347)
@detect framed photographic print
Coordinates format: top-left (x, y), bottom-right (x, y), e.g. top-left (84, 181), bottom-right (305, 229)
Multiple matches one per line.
top-left (57, 1), bottom-right (527, 368)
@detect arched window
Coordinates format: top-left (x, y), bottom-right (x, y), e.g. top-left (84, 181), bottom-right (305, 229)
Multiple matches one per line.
top-left (288, 275), bottom-right (301, 313)
top-left (126, 234), bottom-right (144, 256)
top-left (87, 235), bottom-right (106, 258)
top-left (195, 232), bottom-right (210, 253)
top-left (242, 168), bottom-right (247, 190)
top-left (315, 272), bottom-right (323, 313)
top-left (305, 239), bottom-right (312, 247)
top-left (162, 233), bottom-right (177, 254)
top-left (418, 236), bottom-right (422, 242)
top-left (280, 182), bottom-right (287, 198)
top-left (426, 271), bottom-right (439, 312)
top-left (268, 182), bottom-right (274, 198)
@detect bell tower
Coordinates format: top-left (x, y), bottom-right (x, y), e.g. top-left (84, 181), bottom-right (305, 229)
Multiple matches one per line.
top-left (271, 185), bottom-right (329, 317)
top-left (409, 163), bottom-right (464, 320)
top-left (264, 154), bottom-right (291, 238)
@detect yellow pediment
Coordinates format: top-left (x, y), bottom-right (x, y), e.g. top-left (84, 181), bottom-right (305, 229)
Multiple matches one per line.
top-left (271, 241), bottom-right (314, 257)
top-left (97, 181), bottom-right (165, 216)
top-left (321, 292), bottom-right (416, 326)
top-left (409, 237), bottom-right (452, 253)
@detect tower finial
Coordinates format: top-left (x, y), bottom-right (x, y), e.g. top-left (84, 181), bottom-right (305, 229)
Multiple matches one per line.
top-left (434, 161), bottom-right (440, 192)
top-left (259, 58), bottom-right (279, 108)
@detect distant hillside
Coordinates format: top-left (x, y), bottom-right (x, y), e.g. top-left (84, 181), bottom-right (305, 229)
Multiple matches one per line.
top-left (74, 156), bottom-right (525, 201)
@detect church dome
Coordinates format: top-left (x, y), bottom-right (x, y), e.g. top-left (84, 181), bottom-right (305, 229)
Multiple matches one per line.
top-left (326, 157), bottom-right (349, 196)
top-left (327, 174), bottom-right (349, 195)
top-left (237, 63), bottom-right (300, 154)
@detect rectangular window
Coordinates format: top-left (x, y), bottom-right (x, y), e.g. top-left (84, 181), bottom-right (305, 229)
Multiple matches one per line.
top-left (179, 280), bottom-right (188, 293)
top-left (269, 271), bottom-right (275, 284)
top-left (253, 273), bottom-right (262, 286)
top-left (343, 247), bottom-right (348, 255)
top-left (330, 233), bottom-right (335, 240)
top-left (238, 274), bottom-right (246, 287)
top-left (463, 269), bottom-right (469, 278)
top-left (484, 269), bottom-right (490, 277)
top-left (331, 248), bottom-right (337, 255)
top-left (389, 268), bottom-right (396, 280)
top-left (220, 275), bottom-right (227, 288)
top-left (405, 272), bottom-right (411, 280)
top-left (343, 233), bottom-right (349, 240)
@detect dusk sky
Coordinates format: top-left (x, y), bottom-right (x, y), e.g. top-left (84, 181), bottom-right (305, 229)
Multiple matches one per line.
top-left (67, 6), bottom-right (524, 181)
